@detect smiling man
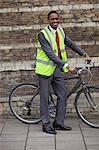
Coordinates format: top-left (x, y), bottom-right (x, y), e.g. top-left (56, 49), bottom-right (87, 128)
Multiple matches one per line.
top-left (35, 10), bottom-right (91, 134)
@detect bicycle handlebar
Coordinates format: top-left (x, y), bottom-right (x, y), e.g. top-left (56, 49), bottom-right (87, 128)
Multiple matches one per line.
top-left (76, 61), bottom-right (94, 83)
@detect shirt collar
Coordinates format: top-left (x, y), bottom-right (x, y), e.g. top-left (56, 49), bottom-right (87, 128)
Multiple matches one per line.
top-left (49, 24), bottom-right (61, 33)
top-left (49, 25), bottom-right (56, 34)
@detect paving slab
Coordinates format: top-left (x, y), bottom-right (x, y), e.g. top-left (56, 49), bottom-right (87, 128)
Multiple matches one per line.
top-left (26, 137), bottom-right (55, 150)
top-left (2, 119), bottom-right (28, 135)
top-left (0, 134), bottom-right (27, 142)
top-left (87, 145), bottom-right (99, 150)
top-left (0, 141), bottom-right (25, 150)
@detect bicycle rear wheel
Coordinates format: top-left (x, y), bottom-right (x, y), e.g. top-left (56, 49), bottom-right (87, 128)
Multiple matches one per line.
top-left (9, 83), bottom-right (41, 124)
top-left (75, 86), bottom-right (99, 128)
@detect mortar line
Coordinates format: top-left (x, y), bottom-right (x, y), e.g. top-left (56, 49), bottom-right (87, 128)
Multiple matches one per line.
top-left (55, 134), bottom-right (57, 150)
top-left (79, 124), bottom-right (87, 150)
top-left (24, 124), bottom-right (29, 150)
top-left (0, 119), bottom-right (6, 136)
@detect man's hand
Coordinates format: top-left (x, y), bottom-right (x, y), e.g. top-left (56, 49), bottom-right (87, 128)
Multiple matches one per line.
top-left (63, 63), bottom-right (76, 74)
top-left (68, 65), bottom-right (76, 74)
top-left (83, 53), bottom-right (91, 63)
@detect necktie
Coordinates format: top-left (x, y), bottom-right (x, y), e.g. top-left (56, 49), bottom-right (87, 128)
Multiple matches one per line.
top-left (56, 31), bottom-right (60, 58)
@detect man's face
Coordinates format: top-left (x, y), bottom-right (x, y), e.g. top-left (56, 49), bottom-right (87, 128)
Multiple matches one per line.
top-left (48, 13), bottom-right (59, 30)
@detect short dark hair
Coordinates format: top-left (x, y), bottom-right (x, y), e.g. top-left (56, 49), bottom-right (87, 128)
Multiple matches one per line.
top-left (48, 10), bottom-right (59, 19)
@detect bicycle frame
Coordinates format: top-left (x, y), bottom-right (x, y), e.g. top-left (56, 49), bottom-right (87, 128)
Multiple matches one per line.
top-left (30, 73), bottom-right (89, 104)
top-left (65, 75), bottom-right (82, 99)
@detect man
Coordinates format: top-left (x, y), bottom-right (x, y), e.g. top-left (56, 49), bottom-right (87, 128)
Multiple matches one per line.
top-left (35, 10), bottom-right (91, 134)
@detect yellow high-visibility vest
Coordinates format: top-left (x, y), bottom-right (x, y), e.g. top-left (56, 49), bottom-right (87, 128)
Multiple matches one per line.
top-left (35, 26), bottom-right (68, 76)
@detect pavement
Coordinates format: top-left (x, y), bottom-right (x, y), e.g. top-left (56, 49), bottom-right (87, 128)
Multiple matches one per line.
top-left (0, 117), bottom-right (99, 150)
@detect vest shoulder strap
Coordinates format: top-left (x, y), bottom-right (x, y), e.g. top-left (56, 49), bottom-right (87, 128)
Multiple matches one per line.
top-left (58, 25), bottom-right (65, 39)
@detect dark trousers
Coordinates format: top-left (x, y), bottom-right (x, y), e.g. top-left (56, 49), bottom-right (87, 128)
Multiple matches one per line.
top-left (38, 67), bottom-right (67, 125)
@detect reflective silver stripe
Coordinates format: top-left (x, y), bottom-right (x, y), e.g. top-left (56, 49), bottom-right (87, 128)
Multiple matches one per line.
top-left (63, 61), bottom-right (67, 63)
top-left (44, 28), bottom-right (52, 48)
top-left (36, 58), bottom-right (55, 66)
top-left (38, 47), bottom-right (42, 50)
top-left (37, 48), bottom-right (65, 53)
top-left (38, 48), bottom-right (56, 53)
top-left (58, 27), bottom-right (65, 39)
top-left (53, 49), bottom-right (65, 53)
top-left (53, 50), bottom-right (57, 53)
top-left (61, 49), bottom-right (65, 53)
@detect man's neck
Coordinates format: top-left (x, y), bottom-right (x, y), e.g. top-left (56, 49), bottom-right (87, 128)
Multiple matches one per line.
top-left (49, 25), bottom-right (57, 34)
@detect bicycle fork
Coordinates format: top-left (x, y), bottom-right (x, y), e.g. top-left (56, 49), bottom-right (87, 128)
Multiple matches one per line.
top-left (83, 86), bottom-right (98, 111)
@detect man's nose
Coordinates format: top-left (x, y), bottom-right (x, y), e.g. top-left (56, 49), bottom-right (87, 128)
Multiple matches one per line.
top-left (53, 19), bottom-right (58, 22)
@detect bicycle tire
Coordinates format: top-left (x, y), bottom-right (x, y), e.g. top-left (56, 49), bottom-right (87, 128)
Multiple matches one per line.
top-left (75, 86), bottom-right (99, 128)
top-left (9, 83), bottom-right (41, 124)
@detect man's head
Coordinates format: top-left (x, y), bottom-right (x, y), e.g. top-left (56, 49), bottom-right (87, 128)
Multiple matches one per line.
top-left (48, 11), bottom-right (60, 30)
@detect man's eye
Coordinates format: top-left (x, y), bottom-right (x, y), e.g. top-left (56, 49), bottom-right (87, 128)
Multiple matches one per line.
top-left (51, 18), bottom-right (58, 20)
top-left (51, 18), bottom-right (55, 20)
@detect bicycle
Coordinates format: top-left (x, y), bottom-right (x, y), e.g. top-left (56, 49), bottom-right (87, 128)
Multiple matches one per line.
top-left (9, 62), bottom-right (99, 128)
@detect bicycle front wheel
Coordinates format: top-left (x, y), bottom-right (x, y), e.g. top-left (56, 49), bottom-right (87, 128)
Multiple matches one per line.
top-left (9, 83), bottom-right (41, 124)
top-left (75, 86), bottom-right (99, 128)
